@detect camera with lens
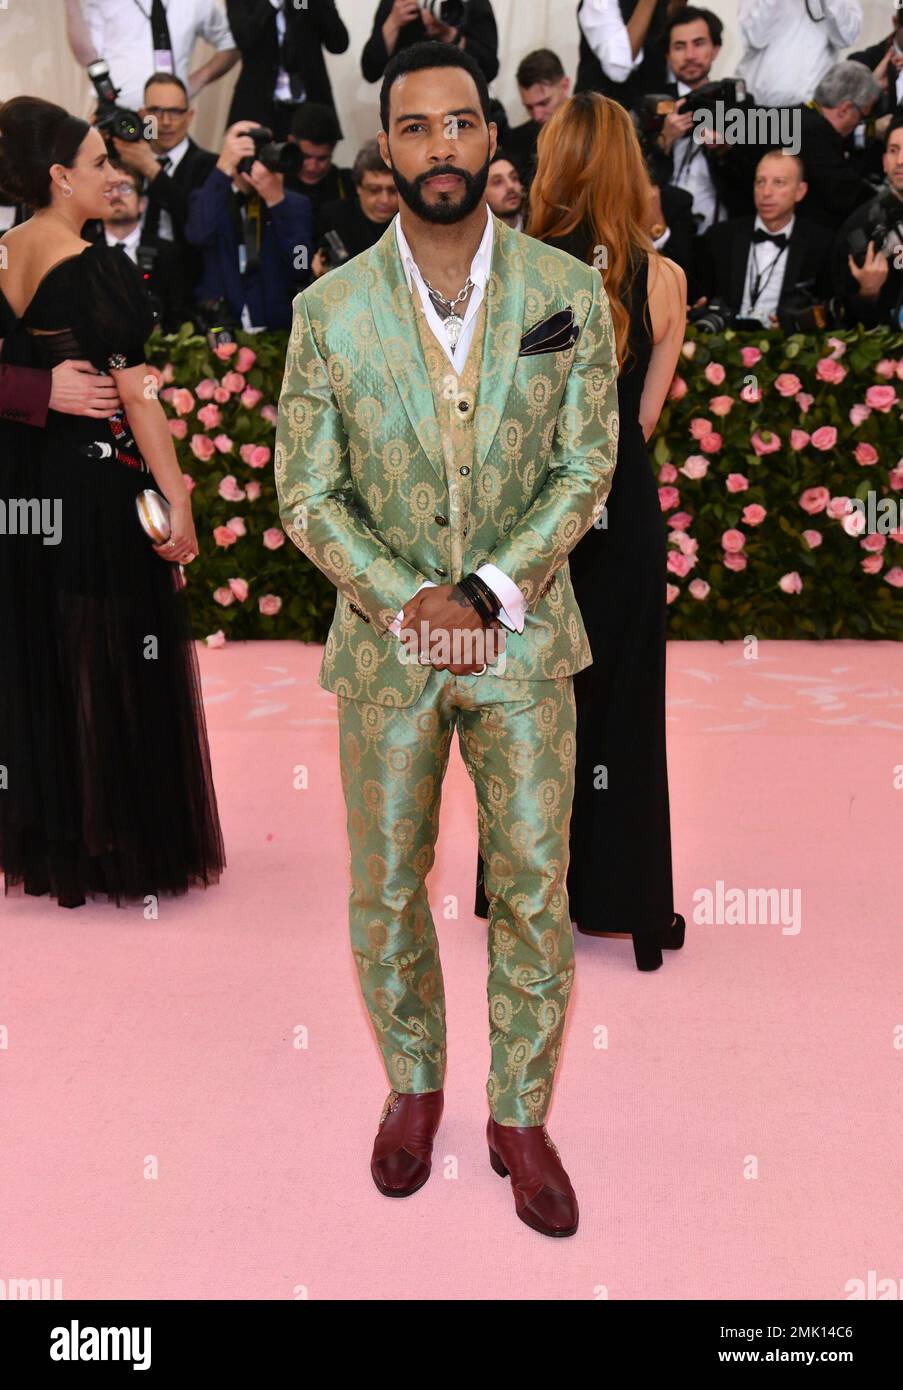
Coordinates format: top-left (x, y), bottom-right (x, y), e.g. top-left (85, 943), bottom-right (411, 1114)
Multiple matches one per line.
top-left (318, 230), bottom-right (350, 271)
top-left (846, 184), bottom-right (903, 267)
top-left (193, 296), bottom-right (238, 349)
top-left (640, 78), bottom-right (747, 137)
top-left (236, 127), bottom-right (302, 177)
top-left (87, 59), bottom-right (145, 145)
top-left (423, 0), bottom-right (468, 25)
top-left (776, 285), bottom-right (840, 334)
top-left (687, 296), bottom-right (736, 334)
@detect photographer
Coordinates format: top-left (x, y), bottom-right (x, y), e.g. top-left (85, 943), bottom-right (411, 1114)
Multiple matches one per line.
top-left (285, 103), bottom-right (354, 220)
top-left (99, 163), bottom-right (194, 331)
top-left (185, 122), bottom-right (313, 332)
top-left (646, 6), bottom-right (756, 235)
top-left (833, 115), bottom-right (903, 328)
top-left (576, 0), bottom-right (676, 113)
top-left (226, 0), bottom-right (349, 140)
top-left (311, 140), bottom-right (399, 278)
top-left (695, 150), bottom-right (834, 328)
top-left (794, 61), bottom-right (884, 230)
top-left (737, 0), bottom-right (862, 109)
top-left (361, 0), bottom-right (499, 84)
top-left (506, 49), bottom-right (571, 189)
top-left (850, 3), bottom-right (903, 121)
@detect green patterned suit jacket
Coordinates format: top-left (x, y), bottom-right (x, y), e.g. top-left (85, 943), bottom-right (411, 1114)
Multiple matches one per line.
top-left (275, 210), bottom-right (620, 706)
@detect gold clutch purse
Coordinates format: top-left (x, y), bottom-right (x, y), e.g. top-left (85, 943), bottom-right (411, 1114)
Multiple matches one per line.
top-left (135, 489), bottom-right (172, 544)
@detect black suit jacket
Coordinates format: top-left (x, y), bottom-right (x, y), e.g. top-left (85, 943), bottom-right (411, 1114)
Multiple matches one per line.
top-left (697, 215), bottom-right (834, 319)
top-left (143, 138), bottom-right (218, 244)
top-left (316, 197), bottom-right (392, 260)
top-left (574, 0), bottom-right (671, 113)
top-left (227, 0), bottom-right (349, 131)
top-left (833, 195), bottom-right (903, 328)
top-left (361, 0), bottom-right (499, 84)
top-left (850, 34), bottom-right (903, 118)
top-left (794, 105), bottom-right (878, 231)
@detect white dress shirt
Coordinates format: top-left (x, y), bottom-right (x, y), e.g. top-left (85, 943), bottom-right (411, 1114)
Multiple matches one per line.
top-left (739, 213), bottom-right (795, 324)
top-left (387, 205), bottom-right (527, 639)
top-left (104, 222), bottom-right (144, 262)
top-left (736, 0), bottom-right (862, 108)
top-left (578, 0), bottom-right (644, 84)
top-left (670, 79), bottom-right (722, 235)
top-left (82, 0), bottom-right (235, 108)
top-left (151, 134), bottom-right (190, 244)
top-left (270, 1), bottom-right (301, 103)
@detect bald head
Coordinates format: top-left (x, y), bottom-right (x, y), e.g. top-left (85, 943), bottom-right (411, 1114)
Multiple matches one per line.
top-left (754, 150), bottom-right (807, 231)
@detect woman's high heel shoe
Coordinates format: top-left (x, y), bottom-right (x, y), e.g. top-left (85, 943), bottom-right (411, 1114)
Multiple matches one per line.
top-left (577, 913), bottom-right (687, 972)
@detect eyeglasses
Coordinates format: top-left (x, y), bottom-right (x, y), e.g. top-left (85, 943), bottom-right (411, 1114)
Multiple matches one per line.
top-left (109, 182), bottom-right (138, 196)
top-left (144, 106), bottom-right (189, 119)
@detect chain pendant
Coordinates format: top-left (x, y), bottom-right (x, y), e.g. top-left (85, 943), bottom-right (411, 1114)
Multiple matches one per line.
top-left (444, 314), bottom-right (464, 349)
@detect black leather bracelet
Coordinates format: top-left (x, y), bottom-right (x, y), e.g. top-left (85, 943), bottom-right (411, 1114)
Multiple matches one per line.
top-left (463, 571), bottom-right (501, 621)
top-left (457, 574), bottom-right (495, 625)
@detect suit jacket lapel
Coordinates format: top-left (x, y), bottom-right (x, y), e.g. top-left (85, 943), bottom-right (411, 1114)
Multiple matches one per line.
top-left (781, 228), bottom-right (805, 305)
top-left (730, 218), bottom-right (754, 311)
top-left (367, 219), bottom-right (445, 484)
top-left (473, 213), bottom-right (525, 472)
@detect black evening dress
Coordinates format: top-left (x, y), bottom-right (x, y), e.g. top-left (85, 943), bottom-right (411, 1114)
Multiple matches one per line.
top-left (0, 240), bottom-right (225, 908)
top-left (474, 236), bottom-right (680, 965)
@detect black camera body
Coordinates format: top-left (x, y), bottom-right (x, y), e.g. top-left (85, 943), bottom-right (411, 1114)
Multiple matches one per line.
top-left (87, 59), bottom-right (144, 144)
top-left (687, 296), bottom-right (736, 334)
top-left (777, 286), bottom-right (840, 334)
top-left (640, 78), bottom-right (747, 137)
top-left (236, 127), bottom-right (302, 178)
top-left (319, 230), bottom-right (350, 270)
top-left (847, 185), bottom-right (903, 268)
top-left (423, 0), bottom-right (468, 26)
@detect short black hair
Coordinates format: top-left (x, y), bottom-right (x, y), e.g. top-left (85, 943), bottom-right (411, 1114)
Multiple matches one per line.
top-left (290, 101), bottom-right (342, 146)
top-left (143, 72), bottom-right (189, 100)
top-left (664, 5), bottom-right (723, 48)
top-left (489, 147), bottom-right (516, 167)
top-left (380, 40), bottom-right (491, 134)
top-left (887, 112), bottom-right (903, 144)
top-left (516, 49), bottom-right (565, 89)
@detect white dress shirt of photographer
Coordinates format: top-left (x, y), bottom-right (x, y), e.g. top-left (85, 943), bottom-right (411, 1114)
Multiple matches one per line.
top-left (68, 0), bottom-right (238, 108)
top-left (578, 0), bottom-right (654, 86)
top-left (669, 78), bottom-right (723, 236)
top-left (736, 0), bottom-right (863, 109)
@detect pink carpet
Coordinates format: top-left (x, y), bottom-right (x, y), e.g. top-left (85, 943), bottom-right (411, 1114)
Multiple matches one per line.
top-left (2, 639), bottom-right (900, 1301)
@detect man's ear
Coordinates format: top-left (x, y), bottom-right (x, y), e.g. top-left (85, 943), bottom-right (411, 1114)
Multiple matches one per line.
top-left (488, 120), bottom-right (498, 162)
top-left (377, 130), bottom-right (392, 172)
top-left (795, 181), bottom-right (808, 204)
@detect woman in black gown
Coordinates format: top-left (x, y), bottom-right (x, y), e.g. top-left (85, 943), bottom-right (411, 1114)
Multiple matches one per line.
top-left (0, 97), bottom-right (225, 909)
top-left (474, 92), bottom-right (687, 970)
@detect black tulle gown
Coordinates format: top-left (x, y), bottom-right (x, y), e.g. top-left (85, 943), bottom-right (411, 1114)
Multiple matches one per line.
top-left (0, 241), bottom-right (225, 908)
top-left (475, 244), bottom-right (676, 946)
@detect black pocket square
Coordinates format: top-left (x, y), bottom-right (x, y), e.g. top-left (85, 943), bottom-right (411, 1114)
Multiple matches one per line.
top-left (518, 308), bottom-right (580, 356)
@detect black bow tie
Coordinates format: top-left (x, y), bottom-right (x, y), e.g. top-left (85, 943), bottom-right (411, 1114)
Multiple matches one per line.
top-left (752, 228), bottom-right (788, 249)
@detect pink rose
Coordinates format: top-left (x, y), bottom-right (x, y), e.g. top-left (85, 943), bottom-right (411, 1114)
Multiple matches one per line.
top-left (170, 388), bottom-right (195, 417)
top-left (774, 373), bottom-right (802, 397)
top-left (248, 445), bottom-right (271, 469)
top-left (190, 433), bottom-right (215, 461)
top-left (802, 529), bottom-right (822, 548)
top-left (841, 508), bottom-right (866, 537)
top-left (213, 526), bottom-right (238, 548)
top-left (214, 342), bottom-right (238, 360)
top-left (228, 577), bottom-right (249, 602)
top-left (205, 629), bottom-right (227, 646)
top-left (865, 384), bottom-right (897, 412)
top-left (722, 528), bottom-right (746, 553)
top-left (884, 567), bottom-right (903, 587)
top-left (861, 554), bottom-right (883, 574)
top-left (245, 481), bottom-right (261, 501)
top-left (260, 404), bottom-right (279, 425)
top-left (218, 475), bottom-right (246, 502)
top-left (699, 431), bottom-right (722, 454)
top-left (826, 337), bottom-right (847, 359)
top-left (213, 387), bottom-right (231, 404)
top-left (668, 374), bottom-right (688, 401)
top-left (666, 550), bottom-right (694, 577)
top-left (262, 527), bottom-right (285, 550)
top-left (213, 587), bottom-right (235, 607)
top-left (740, 382), bottom-right (762, 404)
top-left (854, 442), bottom-right (879, 466)
top-left (196, 378), bottom-right (217, 401)
top-left (849, 404), bottom-right (871, 427)
top-left (226, 516), bottom-right (246, 537)
top-left (213, 433), bottom-right (234, 454)
top-left (689, 416), bottom-right (712, 439)
top-left (751, 430), bottom-right (780, 455)
top-left (259, 594), bottom-right (282, 616)
top-left (236, 346), bottom-right (257, 373)
top-left (658, 486), bottom-right (680, 511)
top-left (667, 511), bottom-right (693, 530)
top-left (742, 504), bottom-right (767, 526)
top-left (741, 346), bottom-right (761, 367)
top-left (658, 462), bottom-right (678, 483)
top-left (861, 533), bottom-right (886, 552)
top-left (240, 387), bottom-right (263, 409)
top-left (168, 418), bottom-right (188, 440)
top-left (181, 473), bottom-right (196, 495)
top-left (778, 571), bottom-right (803, 594)
top-left (221, 371), bottom-right (246, 394)
top-left (827, 496), bottom-right (853, 520)
top-left (726, 473), bottom-right (749, 492)
top-left (816, 357), bottom-right (847, 385)
top-left (673, 530), bottom-right (698, 555)
top-left (875, 358), bottom-right (896, 379)
top-left (704, 362), bottom-right (725, 386)
top-left (723, 550), bottom-right (747, 572)
top-left (799, 486), bottom-right (830, 514)
top-left (889, 467), bottom-right (903, 491)
top-left (196, 403), bottom-right (221, 430)
top-left (810, 426), bottom-right (837, 451)
top-left (680, 455), bottom-right (708, 479)
top-left (709, 395), bottom-right (734, 416)
top-left (796, 392), bottom-right (814, 414)
top-left (790, 429), bottom-right (810, 450)
top-left (688, 579), bottom-right (710, 599)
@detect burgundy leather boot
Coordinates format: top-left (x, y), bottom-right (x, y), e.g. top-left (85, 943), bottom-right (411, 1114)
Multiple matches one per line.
top-left (371, 1089), bottom-right (444, 1197)
top-left (487, 1115), bottom-right (579, 1236)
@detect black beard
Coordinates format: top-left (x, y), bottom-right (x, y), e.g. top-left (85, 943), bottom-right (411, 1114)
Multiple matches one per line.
top-left (390, 150), bottom-right (491, 224)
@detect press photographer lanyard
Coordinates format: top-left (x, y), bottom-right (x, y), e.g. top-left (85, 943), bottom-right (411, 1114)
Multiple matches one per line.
top-left (131, 0), bottom-right (174, 74)
top-left (746, 243), bottom-right (788, 312)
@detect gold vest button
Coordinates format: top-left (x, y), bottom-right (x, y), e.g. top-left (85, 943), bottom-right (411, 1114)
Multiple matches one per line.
top-left (434, 514), bottom-right (449, 526)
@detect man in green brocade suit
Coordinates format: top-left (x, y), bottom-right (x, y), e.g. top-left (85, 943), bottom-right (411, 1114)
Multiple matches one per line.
top-left (275, 42), bottom-right (619, 1238)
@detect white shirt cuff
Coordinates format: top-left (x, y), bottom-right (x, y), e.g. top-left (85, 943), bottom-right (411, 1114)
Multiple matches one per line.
top-left (475, 563), bottom-right (527, 634)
